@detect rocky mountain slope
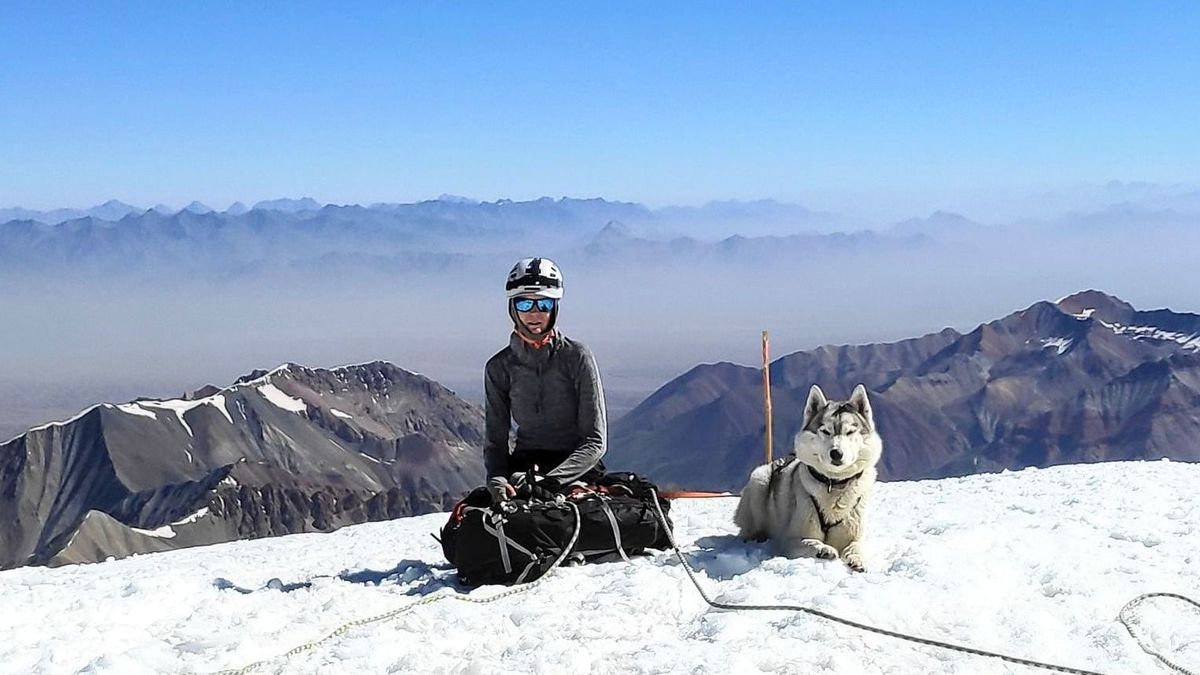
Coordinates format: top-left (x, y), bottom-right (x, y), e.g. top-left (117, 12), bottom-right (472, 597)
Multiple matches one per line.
top-left (608, 290), bottom-right (1200, 490)
top-left (0, 361), bottom-right (484, 569)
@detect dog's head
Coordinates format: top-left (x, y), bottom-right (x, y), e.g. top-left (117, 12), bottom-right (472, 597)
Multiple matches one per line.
top-left (793, 384), bottom-right (882, 476)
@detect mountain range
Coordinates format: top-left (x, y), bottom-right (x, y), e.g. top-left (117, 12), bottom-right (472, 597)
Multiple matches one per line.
top-left (6, 196), bottom-right (1199, 287)
top-left (4, 290), bottom-right (1199, 570)
top-left (0, 197), bottom-right (324, 224)
top-left (0, 361), bottom-right (484, 570)
top-left (580, 220), bottom-right (927, 266)
top-left (607, 290), bottom-right (1200, 490)
top-left (0, 198), bottom-right (913, 280)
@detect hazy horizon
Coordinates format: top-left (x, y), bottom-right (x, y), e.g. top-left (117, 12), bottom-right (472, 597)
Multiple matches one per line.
top-left (4, 2), bottom-right (1199, 437)
top-left (4, 204), bottom-right (1199, 440)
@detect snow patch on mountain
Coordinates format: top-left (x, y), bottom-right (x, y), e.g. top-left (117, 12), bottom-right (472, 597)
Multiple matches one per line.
top-left (1099, 320), bottom-right (1200, 351)
top-left (138, 393), bottom-right (234, 435)
top-left (1041, 337), bottom-right (1074, 354)
top-left (257, 383), bottom-right (308, 413)
top-left (129, 524), bottom-right (177, 539)
top-left (131, 508), bottom-right (213, 539)
top-left (114, 403), bottom-right (158, 420)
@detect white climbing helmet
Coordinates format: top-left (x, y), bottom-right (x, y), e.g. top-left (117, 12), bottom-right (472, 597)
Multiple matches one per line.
top-left (505, 257), bottom-right (564, 299)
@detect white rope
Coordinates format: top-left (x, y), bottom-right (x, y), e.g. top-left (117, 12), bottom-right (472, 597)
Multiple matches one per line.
top-left (646, 489), bottom-right (1111, 675)
top-left (213, 501), bottom-right (582, 675)
top-left (1118, 592), bottom-right (1200, 675)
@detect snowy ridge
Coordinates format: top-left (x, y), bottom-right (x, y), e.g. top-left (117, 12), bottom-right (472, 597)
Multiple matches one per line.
top-left (114, 403), bottom-right (157, 420)
top-left (1, 460), bottom-right (1196, 674)
top-left (7, 404), bottom-right (103, 443)
top-left (1064, 305), bottom-right (1199, 350)
top-left (1099, 319), bottom-right (1200, 351)
top-left (3, 359), bottom-right (439, 447)
top-left (239, 360), bottom-right (426, 386)
top-left (136, 393), bottom-right (235, 435)
top-left (232, 363), bottom-right (295, 388)
top-left (327, 359), bottom-right (425, 379)
top-left (4, 391), bottom-right (237, 446)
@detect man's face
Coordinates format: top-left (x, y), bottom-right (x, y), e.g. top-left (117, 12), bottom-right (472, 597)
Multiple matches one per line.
top-left (514, 295), bottom-right (554, 334)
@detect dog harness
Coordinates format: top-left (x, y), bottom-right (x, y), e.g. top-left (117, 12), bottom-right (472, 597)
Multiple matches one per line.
top-left (770, 456), bottom-right (864, 536)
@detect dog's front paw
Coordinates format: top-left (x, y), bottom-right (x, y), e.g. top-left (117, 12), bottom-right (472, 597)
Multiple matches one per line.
top-left (840, 542), bottom-right (867, 572)
top-left (799, 538), bottom-right (839, 560)
top-left (842, 551), bottom-right (866, 572)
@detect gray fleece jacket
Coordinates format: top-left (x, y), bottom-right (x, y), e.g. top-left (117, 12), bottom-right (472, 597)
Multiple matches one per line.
top-left (483, 332), bottom-right (607, 484)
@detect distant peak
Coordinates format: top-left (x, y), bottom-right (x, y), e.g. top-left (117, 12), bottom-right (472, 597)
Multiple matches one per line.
top-left (896, 211), bottom-right (975, 227)
top-left (929, 210), bottom-right (970, 222)
top-left (231, 360), bottom-right (421, 388)
top-left (596, 220), bottom-right (631, 238)
top-left (183, 201), bottom-right (213, 214)
top-left (1055, 290), bottom-right (1135, 321)
top-left (251, 197), bottom-right (323, 212)
top-left (436, 194), bottom-right (478, 204)
top-left (187, 384), bottom-right (222, 400)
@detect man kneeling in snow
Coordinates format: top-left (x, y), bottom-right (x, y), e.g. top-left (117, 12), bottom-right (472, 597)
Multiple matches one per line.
top-left (483, 257), bottom-right (607, 504)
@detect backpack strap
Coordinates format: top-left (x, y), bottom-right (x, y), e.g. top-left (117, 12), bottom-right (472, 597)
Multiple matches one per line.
top-left (594, 495), bottom-right (631, 563)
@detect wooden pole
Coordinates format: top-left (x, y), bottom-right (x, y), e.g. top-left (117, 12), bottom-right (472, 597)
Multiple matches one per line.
top-left (762, 330), bottom-right (773, 464)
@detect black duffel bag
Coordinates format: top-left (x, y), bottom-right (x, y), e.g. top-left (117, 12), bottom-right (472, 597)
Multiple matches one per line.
top-left (439, 472), bottom-right (673, 586)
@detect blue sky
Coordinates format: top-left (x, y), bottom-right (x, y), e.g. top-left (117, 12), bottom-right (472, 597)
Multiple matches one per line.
top-left (2, 2), bottom-right (1198, 211)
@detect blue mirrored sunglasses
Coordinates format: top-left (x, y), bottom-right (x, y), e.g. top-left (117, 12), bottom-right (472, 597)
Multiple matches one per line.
top-left (513, 297), bottom-right (556, 313)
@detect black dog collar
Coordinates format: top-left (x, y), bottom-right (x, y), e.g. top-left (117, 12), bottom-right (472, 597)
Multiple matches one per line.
top-left (808, 465), bottom-right (863, 493)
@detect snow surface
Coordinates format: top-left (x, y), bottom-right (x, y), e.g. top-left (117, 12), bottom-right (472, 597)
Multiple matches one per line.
top-left (257, 384), bottom-right (308, 414)
top-left (330, 409), bottom-right (353, 420)
top-left (1, 461), bottom-right (1198, 675)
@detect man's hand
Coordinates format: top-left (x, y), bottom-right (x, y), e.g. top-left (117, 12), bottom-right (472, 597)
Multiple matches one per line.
top-left (512, 474), bottom-right (563, 502)
top-left (487, 477), bottom-right (516, 506)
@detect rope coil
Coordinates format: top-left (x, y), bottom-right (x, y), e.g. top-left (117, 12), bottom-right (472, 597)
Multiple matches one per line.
top-left (214, 501), bottom-right (583, 675)
top-left (1118, 592), bottom-right (1200, 675)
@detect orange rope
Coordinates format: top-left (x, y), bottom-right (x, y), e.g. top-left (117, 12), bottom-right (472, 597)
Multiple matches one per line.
top-left (658, 490), bottom-right (739, 499)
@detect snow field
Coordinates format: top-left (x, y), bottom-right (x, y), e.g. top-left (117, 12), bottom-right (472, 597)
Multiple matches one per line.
top-left (1, 461), bottom-right (1197, 674)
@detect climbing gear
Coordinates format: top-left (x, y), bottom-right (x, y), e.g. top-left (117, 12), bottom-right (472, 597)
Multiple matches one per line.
top-left (440, 472), bottom-right (671, 586)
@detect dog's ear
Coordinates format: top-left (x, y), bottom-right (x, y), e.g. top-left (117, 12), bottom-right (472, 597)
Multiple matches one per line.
top-left (849, 384), bottom-right (874, 427)
top-left (803, 385), bottom-right (827, 429)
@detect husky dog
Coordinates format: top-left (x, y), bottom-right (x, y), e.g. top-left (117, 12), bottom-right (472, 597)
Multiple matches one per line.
top-left (734, 384), bottom-right (882, 572)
